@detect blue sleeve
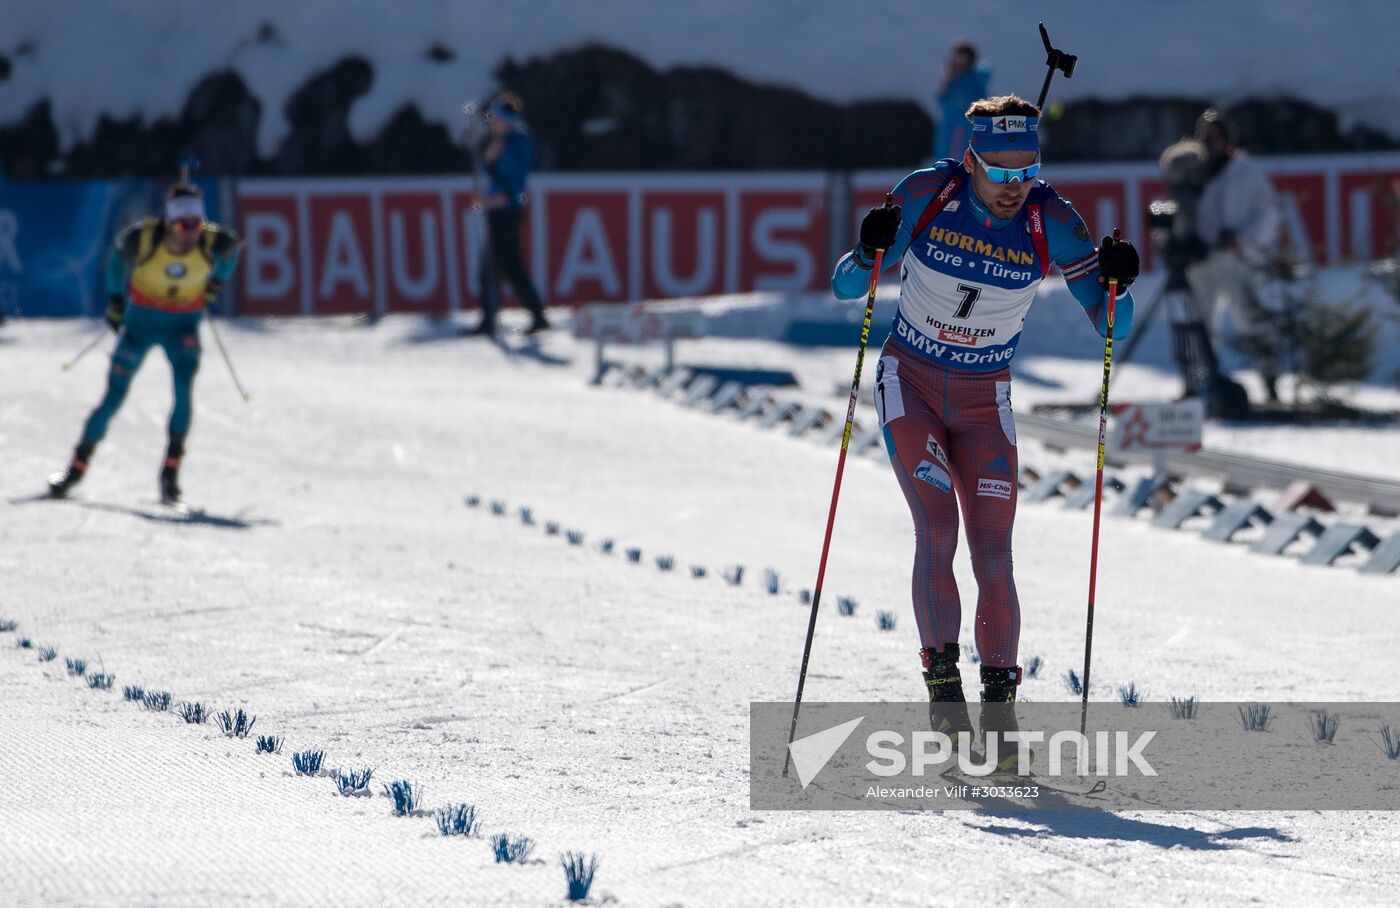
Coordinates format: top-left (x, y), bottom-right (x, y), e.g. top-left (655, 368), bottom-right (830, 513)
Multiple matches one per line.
top-left (1042, 191), bottom-right (1134, 339)
top-left (105, 223), bottom-right (140, 297)
top-left (831, 163), bottom-right (958, 300)
top-left (489, 132), bottom-right (533, 200)
top-left (208, 226), bottom-right (242, 284)
top-left (105, 250), bottom-right (130, 297)
top-left (971, 68), bottom-right (990, 98)
top-left (938, 68), bottom-right (988, 106)
top-left (210, 255), bottom-right (238, 284)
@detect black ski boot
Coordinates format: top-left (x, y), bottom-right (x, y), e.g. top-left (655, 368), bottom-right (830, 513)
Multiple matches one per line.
top-left (921, 643), bottom-right (974, 748)
top-left (979, 664), bottom-right (1028, 774)
top-left (47, 444), bottom-right (94, 499)
top-left (159, 439), bottom-right (184, 505)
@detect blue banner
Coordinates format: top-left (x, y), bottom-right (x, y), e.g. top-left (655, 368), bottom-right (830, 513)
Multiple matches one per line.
top-left (0, 178), bottom-right (222, 318)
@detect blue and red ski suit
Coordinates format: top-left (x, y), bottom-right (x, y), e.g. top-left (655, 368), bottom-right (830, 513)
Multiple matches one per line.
top-left (832, 160), bottom-right (1133, 669)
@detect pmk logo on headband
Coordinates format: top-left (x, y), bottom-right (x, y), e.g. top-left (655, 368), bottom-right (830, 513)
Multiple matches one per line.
top-left (970, 114), bottom-right (1041, 153)
top-left (992, 116), bottom-right (1034, 134)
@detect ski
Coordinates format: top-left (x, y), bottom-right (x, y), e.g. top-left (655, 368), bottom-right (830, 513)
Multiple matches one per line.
top-left (156, 496), bottom-right (208, 520)
top-left (162, 499), bottom-right (191, 517)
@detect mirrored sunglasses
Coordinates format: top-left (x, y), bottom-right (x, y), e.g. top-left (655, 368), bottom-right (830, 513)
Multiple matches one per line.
top-left (971, 147), bottom-right (1042, 184)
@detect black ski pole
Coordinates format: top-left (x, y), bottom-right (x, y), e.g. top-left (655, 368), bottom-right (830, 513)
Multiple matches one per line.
top-left (179, 154), bottom-right (201, 185)
top-left (1079, 229), bottom-right (1124, 736)
top-left (1035, 22), bottom-right (1078, 111)
top-left (782, 196), bottom-right (894, 779)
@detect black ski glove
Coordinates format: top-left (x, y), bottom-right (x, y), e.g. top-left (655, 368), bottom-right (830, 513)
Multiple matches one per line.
top-left (1097, 235), bottom-right (1139, 291)
top-left (204, 279), bottom-right (225, 314)
top-left (105, 294), bottom-right (126, 333)
top-left (856, 202), bottom-right (902, 266)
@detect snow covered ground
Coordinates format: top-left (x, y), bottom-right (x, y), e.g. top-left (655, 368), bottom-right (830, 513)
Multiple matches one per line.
top-left (2, 314), bottom-right (1399, 906)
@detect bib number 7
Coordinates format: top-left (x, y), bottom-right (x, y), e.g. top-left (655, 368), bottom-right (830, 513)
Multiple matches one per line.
top-left (954, 283), bottom-right (982, 319)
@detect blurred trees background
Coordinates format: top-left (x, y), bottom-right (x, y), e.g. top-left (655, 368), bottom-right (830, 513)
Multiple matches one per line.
top-left (2, 43), bottom-right (1396, 181)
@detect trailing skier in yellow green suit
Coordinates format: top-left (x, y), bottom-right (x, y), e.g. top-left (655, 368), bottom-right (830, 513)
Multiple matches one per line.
top-left (48, 183), bottom-right (241, 505)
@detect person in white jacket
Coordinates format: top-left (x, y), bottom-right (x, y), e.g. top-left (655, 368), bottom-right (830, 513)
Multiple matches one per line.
top-left (1187, 108), bottom-right (1285, 400)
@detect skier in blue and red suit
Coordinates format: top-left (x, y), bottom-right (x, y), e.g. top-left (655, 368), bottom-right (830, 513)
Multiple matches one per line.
top-left (832, 94), bottom-right (1140, 751)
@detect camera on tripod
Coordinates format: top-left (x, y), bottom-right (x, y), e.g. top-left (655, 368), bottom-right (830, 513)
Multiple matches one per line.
top-left (1147, 139), bottom-right (1211, 279)
top-left (1146, 199), bottom-right (1208, 277)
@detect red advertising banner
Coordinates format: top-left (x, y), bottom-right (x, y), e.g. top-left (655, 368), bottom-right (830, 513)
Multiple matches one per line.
top-left (739, 187), bottom-right (828, 292)
top-left (306, 194), bottom-right (375, 314)
top-left (239, 193), bottom-right (301, 316)
top-left (1340, 167), bottom-right (1400, 261)
top-left (639, 188), bottom-right (727, 299)
top-left (543, 187), bottom-right (629, 303)
top-left (237, 153), bottom-right (1400, 316)
top-left (237, 174), bottom-right (829, 316)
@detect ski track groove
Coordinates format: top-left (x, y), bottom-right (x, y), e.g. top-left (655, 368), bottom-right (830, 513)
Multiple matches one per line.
top-left (357, 626), bottom-right (406, 658)
top-left (589, 676), bottom-right (671, 705)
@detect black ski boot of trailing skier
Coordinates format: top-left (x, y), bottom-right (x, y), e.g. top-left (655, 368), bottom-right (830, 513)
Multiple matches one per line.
top-left (159, 439), bottom-right (184, 506)
top-left (464, 318), bottom-right (497, 338)
top-left (979, 664), bottom-right (1027, 774)
top-left (47, 444), bottom-right (94, 499)
top-left (922, 643), bottom-right (974, 747)
top-left (159, 466), bottom-right (181, 506)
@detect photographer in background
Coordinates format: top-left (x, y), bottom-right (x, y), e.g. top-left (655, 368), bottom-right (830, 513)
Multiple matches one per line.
top-left (465, 91), bottom-right (550, 338)
top-left (1186, 108), bottom-right (1284, 400)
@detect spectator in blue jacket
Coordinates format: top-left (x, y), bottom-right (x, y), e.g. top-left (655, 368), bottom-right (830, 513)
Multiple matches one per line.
top-left (933, 41), bottom-right (991, 162)
top-left (467, 91), bottom-right (549, 337)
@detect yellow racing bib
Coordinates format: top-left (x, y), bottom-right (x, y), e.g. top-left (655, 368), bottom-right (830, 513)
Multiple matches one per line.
top-left (127, 224), bottom-right (215, 312)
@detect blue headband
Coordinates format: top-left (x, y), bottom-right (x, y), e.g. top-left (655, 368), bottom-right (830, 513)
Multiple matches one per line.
top-left (969, 114), bottom-right (1039, 153)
